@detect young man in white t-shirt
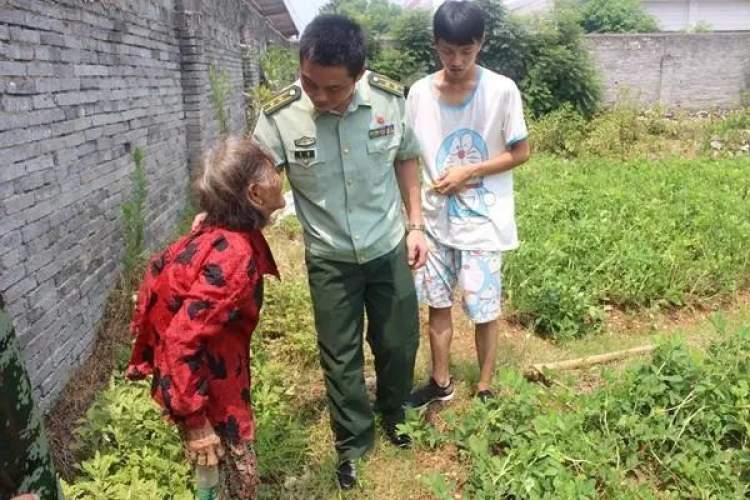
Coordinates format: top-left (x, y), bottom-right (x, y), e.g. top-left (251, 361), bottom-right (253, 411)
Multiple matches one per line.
top-left (405, 0), bottom-right (530, 406)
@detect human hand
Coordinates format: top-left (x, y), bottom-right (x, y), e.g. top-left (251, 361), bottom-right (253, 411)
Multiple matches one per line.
top-left (11, 495), bottom-right (39, 500)
top-left (192, 212), bottom-right (207, 230)
top-left (433, 166), bottom-right (474, 195)
top-left (406, 229), bottom-right (428, 270)
top-left (185, 421), bottom-right (224, 466)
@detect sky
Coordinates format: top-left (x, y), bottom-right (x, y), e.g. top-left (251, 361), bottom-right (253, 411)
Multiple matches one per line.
top-left (284, 0), bottom-right (328, 33)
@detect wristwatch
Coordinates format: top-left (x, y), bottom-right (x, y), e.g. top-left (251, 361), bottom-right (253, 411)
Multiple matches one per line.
top-left (406, 224), bottom-right (425, 232)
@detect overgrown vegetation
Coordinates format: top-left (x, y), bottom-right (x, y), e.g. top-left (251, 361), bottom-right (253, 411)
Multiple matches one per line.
top-left (506, 154), bottom-right (750, 338)
top-left (404, 323), bottom-right (750, 498)
top-left (120, 147), bottom-right (147, 286)
top-left (530, 102), bottom-right (750, 159)
top-left (246, 45), bottom-right (298, 130)
top-left (208, 64), bottom-right (231, 136)
top-left (577, 0), bottom-right (659, 33)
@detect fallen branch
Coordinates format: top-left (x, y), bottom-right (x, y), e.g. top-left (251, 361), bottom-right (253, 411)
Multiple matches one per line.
top-left (523, 345), bottom-right (655, 384)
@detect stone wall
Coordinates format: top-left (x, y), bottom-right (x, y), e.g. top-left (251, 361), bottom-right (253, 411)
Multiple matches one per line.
top-left (0, 0), bottom-right (291, 411)
top-left (587, 32), bottom-right (750, 110)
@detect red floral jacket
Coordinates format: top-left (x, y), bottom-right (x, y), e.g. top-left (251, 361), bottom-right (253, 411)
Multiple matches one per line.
top-left (126, 224), bottom-right (278, 444)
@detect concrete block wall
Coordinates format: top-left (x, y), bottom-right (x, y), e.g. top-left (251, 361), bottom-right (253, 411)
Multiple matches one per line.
top-left (0, 0), bottom-right (290, 411)
top-left (587, 32), bottom-right (750, 110)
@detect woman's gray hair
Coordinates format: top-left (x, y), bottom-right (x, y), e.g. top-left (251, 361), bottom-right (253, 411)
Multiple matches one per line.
top-left (193, 136), bottom-right (275, 231)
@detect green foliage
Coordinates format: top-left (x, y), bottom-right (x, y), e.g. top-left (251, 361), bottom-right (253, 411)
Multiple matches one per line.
top-left (320, 0), bottom-right (402, 37)
top-left (517, 3), bottom-right (602, 117)
top-left (506, 155), bottom-right (750, 338)
top-left (121, 147), bottom-right (148, 285)
top-left (579, 0), bottom-right (659, 33)
top-left (320, 0), bottom-right (403, 61)
top-left (249, 348), bottom-right (309, 482)
top-left (476, 0), bottom-right (529, 84)
top-left (255, 276), bottom-right (318, 366)
top-left (208, 64), bottom-right (231, 136)
top-left (529, 103), bottom-right (587, 157)
top-left (62, 378), bottom-right (192, 499)
top-left (703, 107), bottom-right (750, 157)
top-left (64, 347), bottom-right (311, 498)
top-left (370, 9), bottom-right (435, 84)
top-left (247, 45), bottom-right (297, 131)
top-left (581, 99), bottom-right (642, 159)
top-left (412, 329), bottom-right (750, 498)
top-left (260, 45), bottom-right (298, 91)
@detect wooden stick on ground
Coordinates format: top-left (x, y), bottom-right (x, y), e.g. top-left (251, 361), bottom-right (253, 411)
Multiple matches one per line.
top-left (523, 345), bottom-right (656, 384)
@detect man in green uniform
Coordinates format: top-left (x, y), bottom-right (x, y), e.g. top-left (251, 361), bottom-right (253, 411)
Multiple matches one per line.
top-left (253, 15), bottom-right (427, 489)
top-left (0, 294), bottom-right (62, 500)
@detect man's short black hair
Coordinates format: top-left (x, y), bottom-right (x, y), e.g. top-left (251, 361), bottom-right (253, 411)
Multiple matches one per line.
top-left (299, 14), bottom-right (366, 77)
top-left (433, 1), bottom-right (486, 45)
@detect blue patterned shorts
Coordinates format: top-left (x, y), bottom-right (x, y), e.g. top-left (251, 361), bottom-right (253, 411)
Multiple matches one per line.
top-left (414, 232), bottom-right (503, 324)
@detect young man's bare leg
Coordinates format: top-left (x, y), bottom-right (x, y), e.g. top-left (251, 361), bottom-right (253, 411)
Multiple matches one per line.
top-left (474, 319), bottom-right (498, 392)
top-left (428, 306), bottom-right (454, 387)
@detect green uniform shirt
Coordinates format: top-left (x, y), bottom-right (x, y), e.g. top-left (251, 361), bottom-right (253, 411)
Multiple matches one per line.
top-left (253, 71), bottom-right (421, 264)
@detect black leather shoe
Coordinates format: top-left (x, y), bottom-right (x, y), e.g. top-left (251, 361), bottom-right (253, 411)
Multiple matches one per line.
top-left (336, 459), bottom-right (357, 490)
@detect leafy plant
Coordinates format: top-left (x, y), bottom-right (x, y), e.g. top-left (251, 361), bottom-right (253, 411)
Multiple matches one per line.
top-left (246, 45), bottom-right (297, 131)
top-left (255, 277), bottom-right (318, 365)
top-left (579, 0), bottom-right (659, 33)
top-left (208, 64), bottom-right (231, 136)
top-left (529, 103), bottom-right (587, 157)
top-left (413, 329), bottom-right (750, 498)
top-left (506, 155), bottom-right (750, 338)
top-left (121, 147), bottom-right (147, 285)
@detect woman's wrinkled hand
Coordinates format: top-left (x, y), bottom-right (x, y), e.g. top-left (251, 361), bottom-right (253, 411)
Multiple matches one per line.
top-left (185, 421), bottom-right (224, 467)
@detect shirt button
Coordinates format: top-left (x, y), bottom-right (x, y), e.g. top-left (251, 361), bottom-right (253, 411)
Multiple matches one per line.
top-left (354, 235), bottom-right (360, 240)
top-left (346, 180), bottom-right (352, 187)
top-left (343, 147), bottom-right (350, 154)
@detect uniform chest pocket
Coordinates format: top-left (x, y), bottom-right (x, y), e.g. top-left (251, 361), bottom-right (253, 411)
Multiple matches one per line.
top-left (286, 147), bottom-right (322, 169)
top-left (285, 147), bottom-right (324, 198)
top-left (366, 135), bottom-right (400, 167)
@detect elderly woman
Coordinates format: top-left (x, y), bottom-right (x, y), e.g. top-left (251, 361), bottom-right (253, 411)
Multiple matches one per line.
top-left (126, 136), bottom-right (285, 499)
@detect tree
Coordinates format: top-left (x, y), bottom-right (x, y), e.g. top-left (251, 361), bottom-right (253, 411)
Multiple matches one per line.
top-left (579, 0), bottom-right (659, 33)
top-left (319, 0), bottom-right (404, 61)
top-left (370, 8), bottom-right (435, 84)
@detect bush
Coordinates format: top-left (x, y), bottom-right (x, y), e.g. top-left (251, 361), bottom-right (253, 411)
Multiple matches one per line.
top-left (371, 9), bottom-right (434, 85)
top-left (581, 100), bottom-right (642, 159)
top-left (518, 4), bottom-right (602, 117)
top-left (529, 104), bottom-right (587, 157)
top-left (579, 0), bottom-right (659, 33)
top-left (246, 45), bottom-right (297, 130)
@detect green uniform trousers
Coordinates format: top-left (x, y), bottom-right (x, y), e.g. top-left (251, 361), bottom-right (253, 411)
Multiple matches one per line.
top-left (306, 239), bottom-right (419, 461)
top-left (0, 301), bottom-right (61, 500)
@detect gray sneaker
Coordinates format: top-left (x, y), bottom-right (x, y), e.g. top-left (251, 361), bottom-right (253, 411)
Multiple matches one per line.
top-left (405, 377), bottom-right (455, 409)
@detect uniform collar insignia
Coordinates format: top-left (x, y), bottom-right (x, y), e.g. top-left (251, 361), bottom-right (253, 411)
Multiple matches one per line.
top-left (294, 136), bottom-right (316, 148)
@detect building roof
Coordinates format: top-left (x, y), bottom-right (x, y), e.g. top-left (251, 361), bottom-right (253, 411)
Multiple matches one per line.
top-left (246, 0), bottom-right (299, 38)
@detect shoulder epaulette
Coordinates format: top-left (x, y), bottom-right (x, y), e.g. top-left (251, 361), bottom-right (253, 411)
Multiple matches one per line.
top-left (263, 85), bottom-right (302, 115)
top-left (368, 72), bottom-right (404, 97)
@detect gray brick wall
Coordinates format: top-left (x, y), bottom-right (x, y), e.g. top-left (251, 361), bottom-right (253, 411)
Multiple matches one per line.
top-left (587, 32), bottom-right (750, 110)
top-left (0, 0), bottom-right (291, 411)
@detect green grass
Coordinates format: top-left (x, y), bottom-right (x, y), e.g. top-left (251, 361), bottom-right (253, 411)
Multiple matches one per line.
top-left (403, 321), bottom-right (750, 499)
top-left (61, 111), bottom-right (750, 498)
top-left (506, 155), bottom-right (750, 338)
